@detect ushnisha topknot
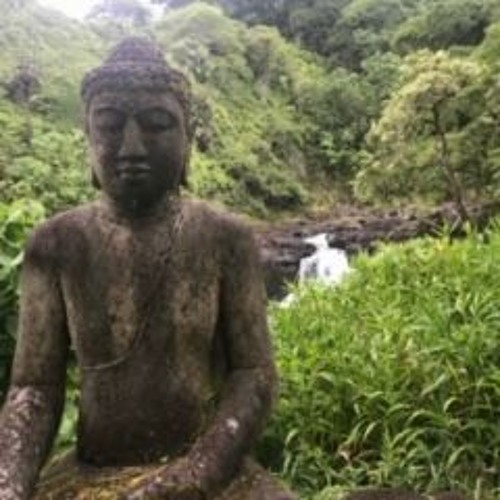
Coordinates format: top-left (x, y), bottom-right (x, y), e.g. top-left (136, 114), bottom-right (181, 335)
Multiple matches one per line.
top-left (81, 36), bottom-right (192, 136)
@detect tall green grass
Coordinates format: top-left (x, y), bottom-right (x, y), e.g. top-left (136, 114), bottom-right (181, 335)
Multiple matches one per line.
top-left (265, 225), bottom-right (500, 499)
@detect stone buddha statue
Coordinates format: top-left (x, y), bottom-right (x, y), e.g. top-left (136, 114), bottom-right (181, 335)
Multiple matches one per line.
top-left (0, 37), bottom-right (295, 500)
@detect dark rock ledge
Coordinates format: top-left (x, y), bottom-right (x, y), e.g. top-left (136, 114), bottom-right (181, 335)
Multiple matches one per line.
top-left (255, 202), bottom-right (500, 299)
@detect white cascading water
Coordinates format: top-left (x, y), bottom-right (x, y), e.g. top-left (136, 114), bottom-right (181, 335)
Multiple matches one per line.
top-left (298, 233), bottom-right (350, 284)
top-left (280, 233), bottom-right (350, 306)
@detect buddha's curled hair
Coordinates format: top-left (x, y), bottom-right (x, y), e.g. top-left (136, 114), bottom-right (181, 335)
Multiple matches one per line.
top-left (81, 36), bottom-right (193, 139)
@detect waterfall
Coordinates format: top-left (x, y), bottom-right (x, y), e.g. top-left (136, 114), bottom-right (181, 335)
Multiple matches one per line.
top-left (280, 233), bottom-right (350, 306)
top-left (298, 233), bottom-right (350, 284)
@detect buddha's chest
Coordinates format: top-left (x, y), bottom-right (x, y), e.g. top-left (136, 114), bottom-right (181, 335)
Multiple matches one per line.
top-left (61, 222), bottom-right (222, 368)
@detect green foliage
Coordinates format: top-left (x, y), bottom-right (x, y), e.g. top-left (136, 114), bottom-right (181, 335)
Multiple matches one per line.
top-left (87, 0), bottom-right (152, 26)
top-left (310, 67), bottom-right (377, 183)
top-left (288, 0), bottom-right (344, 57)
top-left (0, 101), bottom-right (94, 214)
top-left (0, 0), bottom-right (104, 123)
top-left (155, 4), bottom-right (322, 214)
top-left (342, 0), bottom-right (406, 32)
top-left (361, 52), bottom-right (403, 103)
top-left (54, 366), bottom-right (80, 451)
top-left (325, 0), bottom-right (409, 69)
top-left (146, 0), bottom-right (500, 207)
top-left (204, 0), bottom-right (287, 28)
top-left (1, 0), bottom-right (498, 212)
top-left (0, 0), bottom-right (329, 216)
top-left (265, 225), bottom-right (500, 498)
top-left (0, 199), bottom-right (45, 400)
top-left (354, 50), bottom-right (494, 206)
top-left (475, 20), bottom-right (500, 66)
top-left (392, 0), bottom-right (491, 54)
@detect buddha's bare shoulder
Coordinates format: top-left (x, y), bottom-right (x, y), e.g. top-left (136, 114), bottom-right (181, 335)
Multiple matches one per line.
top-left (23, 202), bottom-right (101, 264)
top-left (182, 198), bottom-right (257, 241)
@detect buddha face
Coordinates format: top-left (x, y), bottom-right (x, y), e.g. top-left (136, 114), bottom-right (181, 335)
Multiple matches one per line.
top-left (87, 87), bottom-right (189, 210)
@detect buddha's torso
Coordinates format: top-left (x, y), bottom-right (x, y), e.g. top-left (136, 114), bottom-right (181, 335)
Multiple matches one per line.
top-left (54, 198), bottom-right (229, 465)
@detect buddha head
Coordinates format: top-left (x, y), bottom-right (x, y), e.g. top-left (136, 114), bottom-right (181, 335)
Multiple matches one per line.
top-left (81, 37), bottom-right (193, 211)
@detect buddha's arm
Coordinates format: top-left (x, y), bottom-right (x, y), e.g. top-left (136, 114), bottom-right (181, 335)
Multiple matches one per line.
top-left (0, 231), bottom-right (69, 499)
top-left (187, 222), bottom-right (277, 495)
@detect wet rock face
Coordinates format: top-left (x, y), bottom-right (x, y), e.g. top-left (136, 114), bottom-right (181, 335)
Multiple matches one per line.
top-left (256, 208), bottom-right (423, 299)
top-left (257, 202), bottom-right (500, 299)
top-left (257, 233), bottom-right (314, 299)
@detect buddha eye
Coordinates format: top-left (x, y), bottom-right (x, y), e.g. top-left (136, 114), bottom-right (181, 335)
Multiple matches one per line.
top-left (93, 111), bottom-right (125, 134)
top-left (137, 109), bottom-right (176, 132)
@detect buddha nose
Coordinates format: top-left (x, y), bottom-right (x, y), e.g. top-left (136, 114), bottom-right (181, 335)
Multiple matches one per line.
top-left (118, 118), bottom-right (147, 160)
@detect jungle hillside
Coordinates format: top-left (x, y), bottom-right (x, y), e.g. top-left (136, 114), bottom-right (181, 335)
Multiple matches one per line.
top-left (3, 0), bottom-right (500, 218)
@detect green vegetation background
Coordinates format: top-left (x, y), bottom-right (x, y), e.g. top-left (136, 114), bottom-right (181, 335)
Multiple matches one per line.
top-left (2, 0), bottom-right (500, 497)
top-left (267, 228), bottom-right (500, 498)
top-left (4, 0), bottom-right (500, 217)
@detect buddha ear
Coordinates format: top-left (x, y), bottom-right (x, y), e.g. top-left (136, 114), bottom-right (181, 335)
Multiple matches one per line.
top-left (181, 149), bottom-right (190, 188)
top-left (83, 114), bottom-right (99, 189)
top-left (82, 106), bottom-right (91, 136)
top-left (181, 119), bottom-right (195, 188)
top-left (91, 168), bottom-right (101, 189)
top-left (86, 137), bottom-right (101, 189)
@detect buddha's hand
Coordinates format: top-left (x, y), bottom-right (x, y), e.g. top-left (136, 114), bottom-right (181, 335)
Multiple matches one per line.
top-left (122, 458), bottom-right (207, 500)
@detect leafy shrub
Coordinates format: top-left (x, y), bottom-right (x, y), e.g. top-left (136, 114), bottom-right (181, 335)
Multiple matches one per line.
top-left (0, 0), bottom-right (104, 123)
top-left (0, 101), bottom-right (94, 215)
top-left (354, 50), bottom-right (496, 207)
top-left (392, 0), bottom-right (491, 54)
top-left (155, 4), bottom-right (324, 215)
top-left (264, 225), bottom-right (500, 499)
top-left (55, 366), bottom-right (80, 451)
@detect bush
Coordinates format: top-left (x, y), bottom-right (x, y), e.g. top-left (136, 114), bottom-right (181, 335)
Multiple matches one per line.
top-left (264, 225), bottom-right (500, 499)
top-left (0, 101), bottom-right (94, 215)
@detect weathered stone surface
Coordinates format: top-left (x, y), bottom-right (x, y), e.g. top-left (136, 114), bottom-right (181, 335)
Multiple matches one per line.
top-left (35, 452), bottom-right (296, 499)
